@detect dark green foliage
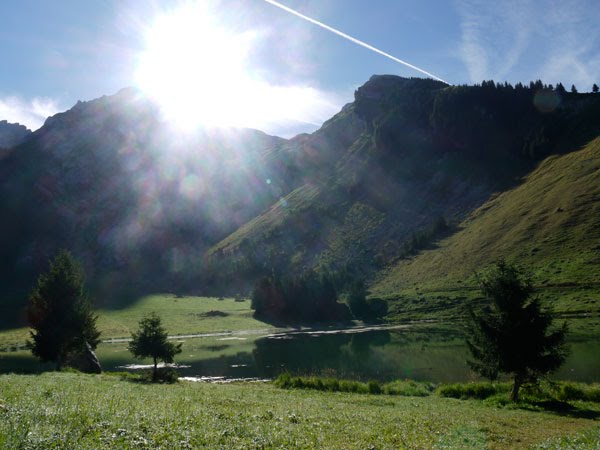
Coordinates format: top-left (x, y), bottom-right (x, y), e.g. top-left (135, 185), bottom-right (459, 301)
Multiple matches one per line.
top-left (26, 250), bottom-right (100, 370)
top-left (274, 374), bottom-right (370, 394)
top-left (466, 261), bottom-right (569, 401)
top-left (365, 297), bottom-right (388, 318)
top-left (128, 313), bottom-right (182, 382)
top-left (436, 382), bottom-right (509, 400)
top-left (346, 280), bottom-right (368, 318)
top-left (367, 380), bottom-right (382, 394)
top-left (140, 367), bottom-right (180, 384)
top-left (593, 84), bottom-right (599, 93)
top-left (251, 271), bottom-right (347, 322)
top-left (554, 382), bottom-right (600, 403)
top-left (398, 216), bottom-right (449, 259)
top-left (436, 381), bottom-right (600, 404)
top-left (345, 281), bottom-right (388, 321)
top-left (383, 379), bottom-right (436, 397)
top-left (274, 374), bottom-right (435, 397)
top-left (571, 84), bottom-right (578, 93)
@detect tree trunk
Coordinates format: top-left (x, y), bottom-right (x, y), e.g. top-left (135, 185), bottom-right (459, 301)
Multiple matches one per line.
top-left (153, 357), bottom-right (158, 381)
top-left (510, 376), bottom-right (522, 402)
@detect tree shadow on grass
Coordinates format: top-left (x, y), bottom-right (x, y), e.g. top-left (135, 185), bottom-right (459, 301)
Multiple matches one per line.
top-left (518, 399), bottom-right (600, 420)
top-left (0, 353), bottom-right (54, 375)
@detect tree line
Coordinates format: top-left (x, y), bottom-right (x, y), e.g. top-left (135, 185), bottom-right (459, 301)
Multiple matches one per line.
top-left (477, 79), bottom-right (599, 93)
top-left (251, 269), bottom-right (388, 323)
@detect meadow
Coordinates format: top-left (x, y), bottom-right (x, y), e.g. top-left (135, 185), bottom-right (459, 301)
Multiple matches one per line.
top-left (0, 294), bottom-right (279, 350)
top-left (1, 372), bottom-right (600, 449)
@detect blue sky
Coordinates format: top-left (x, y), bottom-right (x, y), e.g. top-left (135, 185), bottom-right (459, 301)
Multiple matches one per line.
top-left (1, 0), bottom-right (599, 136)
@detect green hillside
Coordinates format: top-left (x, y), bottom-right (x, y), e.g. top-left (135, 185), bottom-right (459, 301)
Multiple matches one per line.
top-left (372, 137), bottom-right (600, 317)
top-left (207, 77), bottom-right (600, 299)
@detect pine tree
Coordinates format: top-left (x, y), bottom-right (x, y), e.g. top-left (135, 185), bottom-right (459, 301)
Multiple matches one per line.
top-left (128, 313), bottom-right (182, 381)
top-left (593, 83), bottom-right (599, 93)
top-left (571, 84), bottom-right (578, 93)
top-left (27, 250), bottom-right (100, 370)
top-left (466, 261), bottom-right (568, 402)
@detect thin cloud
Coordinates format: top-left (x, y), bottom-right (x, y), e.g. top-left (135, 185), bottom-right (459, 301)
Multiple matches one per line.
top-left (263, 0), bottom-right (449, 84)
top-left (456, 0), bottom-right (600, 89)
top-left (536, 0), bottom-right (600, 91)
top-left (457, 0), bottom-right (532, 82)
top-left (0, 95), bottom-right (62, 131)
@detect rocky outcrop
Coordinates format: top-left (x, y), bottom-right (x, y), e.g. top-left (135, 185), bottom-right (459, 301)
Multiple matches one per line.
top-left (67, 342), bottom-right (102, 374)
top-left (0, 120), bottom-right (31, 148)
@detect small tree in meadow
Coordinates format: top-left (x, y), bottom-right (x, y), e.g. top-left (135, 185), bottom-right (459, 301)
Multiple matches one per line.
top-left (128, 313), bottom-right (182, 381)
top-left (466, 261), bottom-right (568, 402)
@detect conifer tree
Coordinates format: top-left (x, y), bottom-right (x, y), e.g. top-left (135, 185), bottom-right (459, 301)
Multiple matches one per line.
top-left (466, 261), bottom-right (568, 401)
top-left (27, 250), bottom-right (100, 370)
top-left (128, 313), bottom-right (182, 381)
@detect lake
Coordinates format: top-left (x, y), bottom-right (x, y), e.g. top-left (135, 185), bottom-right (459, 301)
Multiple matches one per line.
top-left (2, 321), bottom-right (599, 382)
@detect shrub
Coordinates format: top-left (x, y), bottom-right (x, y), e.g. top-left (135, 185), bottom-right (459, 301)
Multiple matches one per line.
top-left (368, 380), bottom-right (382, 394)
top-left (436, 382), bottom-right (508, 400)
top-left (555, 382), bottom-right (600, 402)
top-left (383, 380), bottom-right (436, 397)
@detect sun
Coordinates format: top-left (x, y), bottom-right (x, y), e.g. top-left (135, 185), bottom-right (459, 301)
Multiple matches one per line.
top-left (135, 3), bottom-right (261, 130)
top-left (134, 2), bottom-right (341, 135)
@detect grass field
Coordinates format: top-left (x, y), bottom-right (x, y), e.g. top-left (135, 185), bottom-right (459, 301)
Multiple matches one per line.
top-left (0, 294), bottom-right (278, 350)
top-left (0, 372), bottom-right (599, 449)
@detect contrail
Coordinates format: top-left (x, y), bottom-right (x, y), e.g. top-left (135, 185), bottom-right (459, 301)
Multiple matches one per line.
top-left (262, 0), bottom-right (449, 84)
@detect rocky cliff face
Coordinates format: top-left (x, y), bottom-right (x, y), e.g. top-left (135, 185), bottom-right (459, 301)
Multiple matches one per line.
top-left (0, 120), bottom-right (31, 150)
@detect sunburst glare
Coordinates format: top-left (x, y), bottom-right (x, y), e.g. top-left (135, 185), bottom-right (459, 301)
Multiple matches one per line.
top-left (135, 2), bottom-right (338, 133)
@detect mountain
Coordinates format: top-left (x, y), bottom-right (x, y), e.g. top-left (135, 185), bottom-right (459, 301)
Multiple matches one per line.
top-left (371, 136), bottom-right (600, 317)
top-left (0, 120), bottom-right (31, 153)
top-left (1, 76), bottom-right (600, 321)
top-left (0, 88), bottom-right (288, 304)
top-left (206, 77), bottom-right (600, 293)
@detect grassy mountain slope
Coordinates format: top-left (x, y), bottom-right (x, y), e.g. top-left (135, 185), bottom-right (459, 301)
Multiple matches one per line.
top-left (372, 137), bottom-right (600, 316)
top-left (207, 77), bottom-right (600, 296)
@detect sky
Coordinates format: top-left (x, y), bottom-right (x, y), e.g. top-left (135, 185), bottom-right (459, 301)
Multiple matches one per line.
top-left (1, 0), bottom-right (599, 137)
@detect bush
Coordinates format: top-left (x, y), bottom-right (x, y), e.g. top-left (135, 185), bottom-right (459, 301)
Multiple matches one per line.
top-left (554, 382), bottom-right (600, 403)
top-left (275, 375), bottom-right (434, 397)
top-left (368, 380), bottom-right (382, 394)
top-left (383, 380), bottom-right (436, 397)
top-left (436, 382), bottom-right (508, 400)
top-left (139, 367), bottom-right (179, 384)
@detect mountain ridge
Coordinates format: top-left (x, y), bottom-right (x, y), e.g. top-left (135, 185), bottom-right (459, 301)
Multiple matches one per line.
top-left (1, 75), bottom-right (600, 321)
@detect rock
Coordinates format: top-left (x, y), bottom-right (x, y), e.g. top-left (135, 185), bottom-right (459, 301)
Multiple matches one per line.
top-left (0, 120), bottom-right (31, 148)
top-left (68, 342), bottom-right (102, 374)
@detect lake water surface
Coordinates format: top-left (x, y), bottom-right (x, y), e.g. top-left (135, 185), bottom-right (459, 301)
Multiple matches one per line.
top-left (2, 322), bottom-right (599, 382)
top-left (96, 322), bottom-right (600, 383)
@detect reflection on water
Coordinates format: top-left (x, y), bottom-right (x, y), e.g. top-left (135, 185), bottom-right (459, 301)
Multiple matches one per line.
top-left (2, 323), bottom-right (599, 383)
